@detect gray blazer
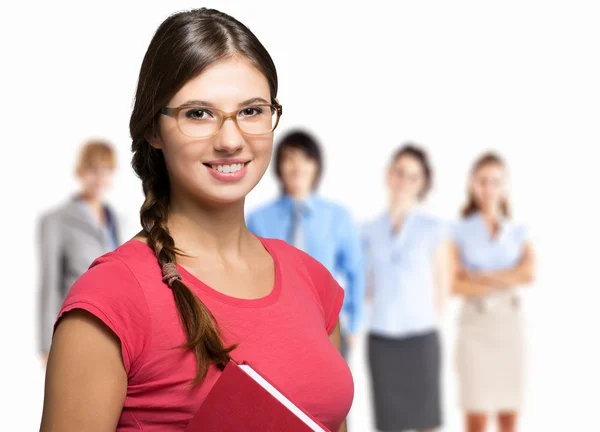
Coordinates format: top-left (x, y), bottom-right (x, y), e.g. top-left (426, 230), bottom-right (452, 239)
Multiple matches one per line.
top-left (38, 199), bottom-right (120, 353)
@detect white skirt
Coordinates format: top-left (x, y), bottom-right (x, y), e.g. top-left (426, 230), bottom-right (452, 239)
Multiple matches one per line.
top-left (456, 290), bottom-right (526, 412)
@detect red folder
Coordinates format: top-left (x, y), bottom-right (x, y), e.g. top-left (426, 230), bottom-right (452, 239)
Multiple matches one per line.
top-left (185, 361), bottom-right (330, 432)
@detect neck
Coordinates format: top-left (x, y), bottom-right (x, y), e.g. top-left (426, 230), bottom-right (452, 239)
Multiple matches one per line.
top-left (79, 193), bottom-right (103, 210)
top-left (167, 194), bottom-right (250, 258)
top-left (388, 199), bottom-right (413, 230)
top-left (286, 189), bottom-right (312, 201)
top-left (480, 205), bottom-right (500, 222)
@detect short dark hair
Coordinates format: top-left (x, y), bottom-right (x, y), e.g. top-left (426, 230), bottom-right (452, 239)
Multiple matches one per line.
top-left (390, 143), bottom-right (433, 199)
top-left (274, 130), bottom-right (323, 190)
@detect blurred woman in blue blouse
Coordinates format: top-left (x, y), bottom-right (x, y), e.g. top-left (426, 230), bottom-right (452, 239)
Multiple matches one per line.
top-left (362, 144), bottom-right (451, 432)
top-left (452, 153), bottom-right (535, 432)
top-left (247, 130), bottom-right (364, 360)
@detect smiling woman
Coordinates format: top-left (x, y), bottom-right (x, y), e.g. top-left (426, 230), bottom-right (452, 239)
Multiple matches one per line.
top-left (40, 8), bottom-right (352, 432)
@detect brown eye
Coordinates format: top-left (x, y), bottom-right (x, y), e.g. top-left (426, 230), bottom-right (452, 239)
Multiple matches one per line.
top-left (239, 107), bottom-right (262, 117)
top-left (186, 108), bottom-right (214, 120)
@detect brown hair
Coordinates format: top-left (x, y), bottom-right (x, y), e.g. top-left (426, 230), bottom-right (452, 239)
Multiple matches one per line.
top-left (130, 8), bottom-right (278, 385)
top-left (76, 139), bottom-right (116, 171)
top-left (461, 152), bottom-right (511, 218)
top-left (390, 143), bottom-right (433, 199)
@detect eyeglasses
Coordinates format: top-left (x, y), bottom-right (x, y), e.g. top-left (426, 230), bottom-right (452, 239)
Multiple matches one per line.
top-left (160, 103), bottom-right (283, 138)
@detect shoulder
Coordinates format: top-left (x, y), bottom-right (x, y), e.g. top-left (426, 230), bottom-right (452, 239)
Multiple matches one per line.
top-left (263, 237), bottom-right (343, 334)
top-left (361, 213), bottom-right (386, 238)
top-left (67, 241), bottom-right (158, 304)
top-left (262, 237), bottom-right (331, 279)
top-left (414, 212), bottom-right (442, 229)
top-left (60, 241), bottom-right (156, 374)
top-left (454, 213), bottom-right (477, 231)
top-left (39, 201), bottom-right (73, 224)
top-left (313, 196), bottom-right (351, 216)
top-left (506, 220), bottom-right (530, 243)
top-left (449, 215), bottom-right (474, 244)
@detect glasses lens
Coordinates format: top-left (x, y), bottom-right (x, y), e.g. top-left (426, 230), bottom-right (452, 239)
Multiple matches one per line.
top-left (178, 107), bottom-right (221, 138)
top-left (237, 105), bottom-right (277, 135)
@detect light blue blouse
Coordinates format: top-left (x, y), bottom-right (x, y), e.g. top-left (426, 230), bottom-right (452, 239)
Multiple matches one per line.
top-left (362, 211), bottom-right (447, 338)
top-left (453, 212), bottom-right (529, 273)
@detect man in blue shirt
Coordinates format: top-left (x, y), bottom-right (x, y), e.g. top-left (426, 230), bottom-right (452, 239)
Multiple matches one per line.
top-left (247, 130), bottom-right (364, 360)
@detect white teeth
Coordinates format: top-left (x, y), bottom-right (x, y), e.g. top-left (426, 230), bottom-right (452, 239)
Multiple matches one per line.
top-left (211, 163), bottom-right (244, 173)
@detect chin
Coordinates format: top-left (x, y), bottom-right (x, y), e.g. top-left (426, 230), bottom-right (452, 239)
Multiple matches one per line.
top-left (196, 183), bottom-right (257, 207)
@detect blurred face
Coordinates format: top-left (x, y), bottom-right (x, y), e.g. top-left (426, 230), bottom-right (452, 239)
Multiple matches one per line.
top-left (387, 154), bottom-right (426, 206)
top-left (77, 163), bottom-right (114, 200)
top-left (150, 56), bottom-right (274, 206)
top-left (279, 147), bottom-right (318, 197)
top-left (470, 162), bottom-right (506, 212)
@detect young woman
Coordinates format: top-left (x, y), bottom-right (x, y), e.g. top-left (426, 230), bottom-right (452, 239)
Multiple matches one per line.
top-left (247, 130), bottom-right (364, 360)
top-left (452, 153), bottom-right (535, 432)
top-left (39, 140), bottom-right (120, 363)
top-left (41, 9), bottom-right (352, 432)
top-left (362, 144), bottom-right (450, 432)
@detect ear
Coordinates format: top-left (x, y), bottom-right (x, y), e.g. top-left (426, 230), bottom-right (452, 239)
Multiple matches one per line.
top-left (146, 131), bottom-right (163, 150)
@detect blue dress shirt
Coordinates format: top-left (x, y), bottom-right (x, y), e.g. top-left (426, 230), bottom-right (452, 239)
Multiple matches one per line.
top-left (362, 211), bottom-right (447, 338)
top-left (247, 195), bottom-right (365, 334)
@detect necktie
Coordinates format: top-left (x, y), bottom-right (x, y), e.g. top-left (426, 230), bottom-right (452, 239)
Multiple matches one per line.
top-left (290, 203), bottom-right (305, 251)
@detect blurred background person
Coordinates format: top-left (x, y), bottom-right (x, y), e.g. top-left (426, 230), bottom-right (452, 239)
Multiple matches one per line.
top-left (451, 152), bottom-right (535, 432)
top-left (38, 139), bottom-right (120, 364)
top-left (247, 130), bottom-right (364, 360)
top-left (362, 144), bottom-right (450, 432)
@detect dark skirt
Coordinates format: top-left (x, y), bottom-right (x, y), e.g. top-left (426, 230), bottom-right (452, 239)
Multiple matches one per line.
top-left (368, 331), bottom-right (442, 431)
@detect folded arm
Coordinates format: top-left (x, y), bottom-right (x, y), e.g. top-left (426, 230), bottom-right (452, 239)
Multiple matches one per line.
top-left (478, 242), bottom-right (535, 286)
top-left (451, 242), bottom-right (496, 296)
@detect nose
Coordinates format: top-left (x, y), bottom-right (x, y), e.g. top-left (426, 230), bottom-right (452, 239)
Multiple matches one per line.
top-left (214, 118), bottom-right (244, 154)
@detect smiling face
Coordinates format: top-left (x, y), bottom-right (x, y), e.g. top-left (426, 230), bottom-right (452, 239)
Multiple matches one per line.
top-left (149, 56), bottom-right (274, 207)
top-left (470, 162), bottom-right (507, 214)
top-left (387, 154), bottom-right (426, 207)
top-left (279, 147), bottom-right (319, 198)
top-left (77, 163), bottom-right (114, 200)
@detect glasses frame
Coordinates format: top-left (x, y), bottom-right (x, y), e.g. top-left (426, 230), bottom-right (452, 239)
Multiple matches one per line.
top-left (160, 103), bottom-right (283, 138)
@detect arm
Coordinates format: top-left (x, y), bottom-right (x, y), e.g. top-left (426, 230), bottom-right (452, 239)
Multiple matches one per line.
top-left (39, 215), bottom-right (63, 358)
top-left (40, 310), bottom-right (127, 432)
top-left (328, 320), bottom-right (347, 432)
top-left (433, 239), bottom-right (452, 315)
top-left (450, 242), bottom-right (495, 297)
top-left (478, 242), bottom-right (535, 286)
top-left (336, 212), bottom-right (365, 336)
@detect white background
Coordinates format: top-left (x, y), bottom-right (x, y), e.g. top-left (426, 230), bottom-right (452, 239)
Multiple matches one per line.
top-left (1, 1), bottom-right (599, 430)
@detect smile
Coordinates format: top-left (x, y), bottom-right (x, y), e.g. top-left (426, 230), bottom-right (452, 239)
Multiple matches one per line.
top-left (209, 162), bottom-right (246, 173)
top-left (203, 160), bottom-right (251, 182)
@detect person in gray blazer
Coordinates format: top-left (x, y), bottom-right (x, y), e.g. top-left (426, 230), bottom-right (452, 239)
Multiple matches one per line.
top-left (39, 140), bottom-right (121, 362)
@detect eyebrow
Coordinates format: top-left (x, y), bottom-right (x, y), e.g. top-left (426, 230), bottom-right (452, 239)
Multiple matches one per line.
top-left (178, 97), bottom-right (270, 108)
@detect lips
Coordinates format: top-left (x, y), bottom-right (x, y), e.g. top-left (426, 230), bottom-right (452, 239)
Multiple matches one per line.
top-left (203, 160), bottom-right (250, 182)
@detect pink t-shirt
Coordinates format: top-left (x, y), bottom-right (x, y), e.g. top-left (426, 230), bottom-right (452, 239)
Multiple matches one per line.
top-left (57, 238), bottom-right (354, 431)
